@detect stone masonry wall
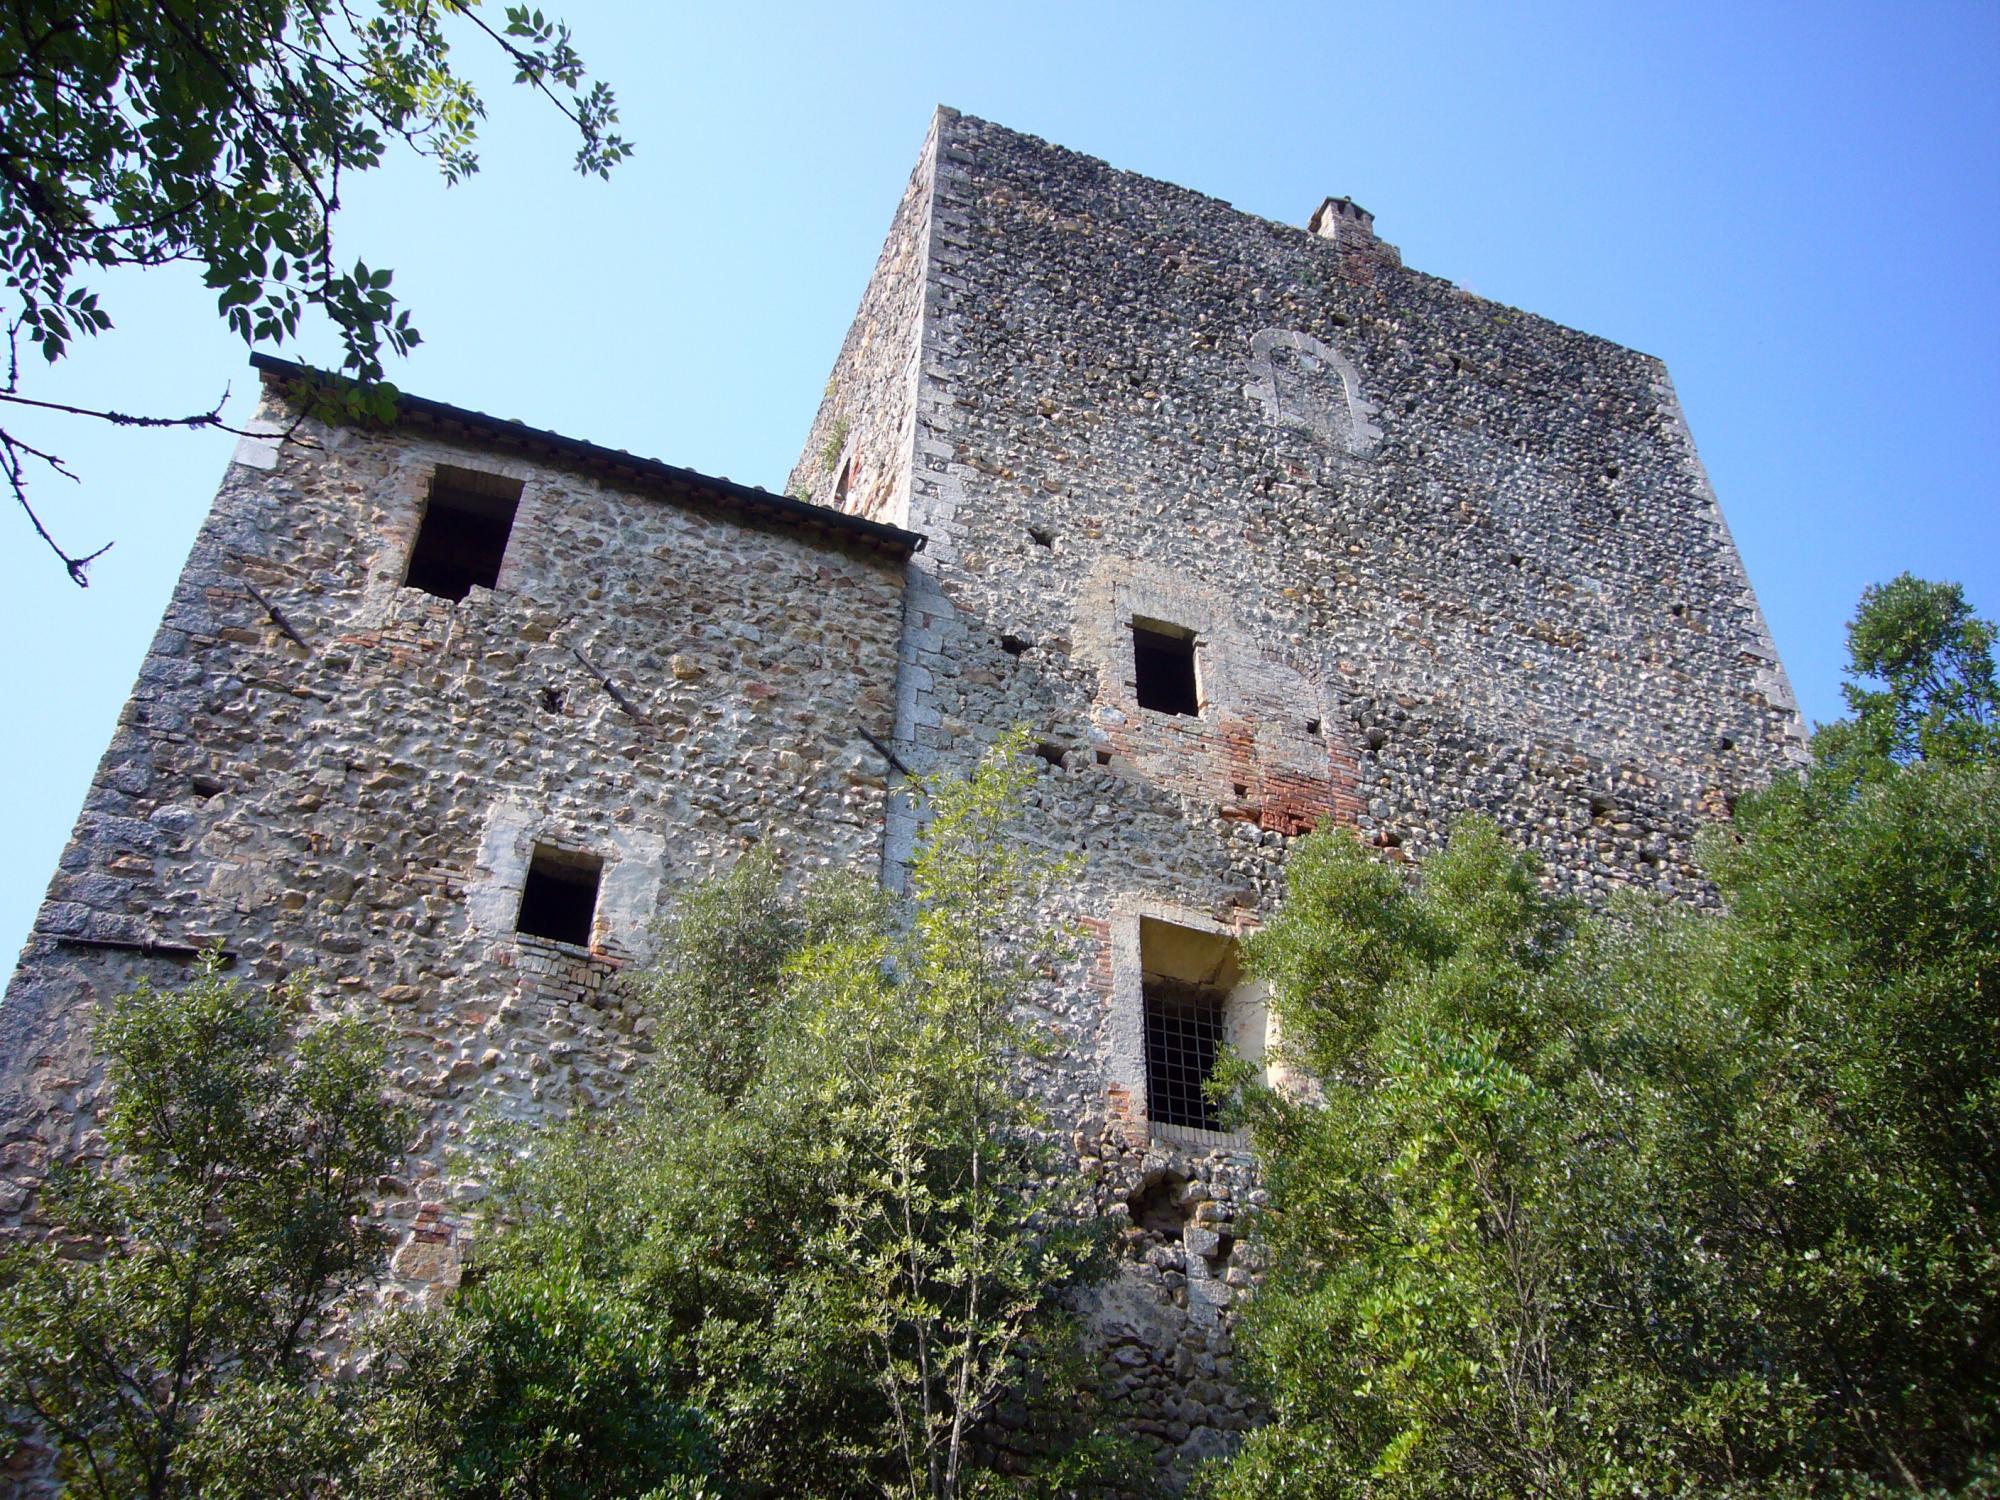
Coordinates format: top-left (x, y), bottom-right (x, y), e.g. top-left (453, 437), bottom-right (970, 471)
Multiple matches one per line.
top-left (789, 116), bottom-right (938, 528)
top-left (789, 108), bottom-right (1808, 1487)
top-left (1, 383), bottom-right (910, 1309)
top-left (0, 106), bottom-right (1811, 1497)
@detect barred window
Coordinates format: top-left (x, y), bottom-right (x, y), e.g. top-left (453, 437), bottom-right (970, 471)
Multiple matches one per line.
top-left (1144, 981), bottom-right (1225, 1132)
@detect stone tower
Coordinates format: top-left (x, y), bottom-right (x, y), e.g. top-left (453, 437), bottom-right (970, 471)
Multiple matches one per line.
top-left (782, 107), bottom-right (1804, 1469)
top-left (1, 108), bottom-right (1802, 1486)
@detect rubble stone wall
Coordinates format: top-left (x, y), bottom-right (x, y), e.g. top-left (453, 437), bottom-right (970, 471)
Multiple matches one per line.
top-left (1, 105), bottom-right (1810, 1496)
top-left (0, 394), bottom-right (909, 1303)
top-left (788, 108), bottom-right (1807, 1486)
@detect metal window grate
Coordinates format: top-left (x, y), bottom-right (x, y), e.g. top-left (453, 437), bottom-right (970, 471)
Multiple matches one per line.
top-left (1144, 982), bottom-right (1225, 1132)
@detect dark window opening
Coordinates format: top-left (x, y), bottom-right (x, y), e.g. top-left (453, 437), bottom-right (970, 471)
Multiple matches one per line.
top-left (404, 468), bottom-right (523, 602)
top-left (1127, 1175), bottom-right (1190, 1237)
top-left (1145, 981), bottom-right (1225, 1132)
top-left (516, 845), bottom-right (602, 947)
top-left (833, 458), bottom-right (853, 508)
top-left (1305, 717), bottom-right (1322, 736)
top-left (1132, 620), bottom-right (1199, 716)
top-left (1034, 741), bottom-right (1068, 770)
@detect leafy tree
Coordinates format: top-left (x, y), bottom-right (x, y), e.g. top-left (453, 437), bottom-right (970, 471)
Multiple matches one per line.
top-left (1209, 580), bottom-right (2000, 1498)
top-left (393, 735), bottom-right (1118, 1499)
top-left (0, 953), bottom-right (408, 1500)
top-left (1814, 572), bottom-right (1999, 772)
top-left (0, 0), bottom-right (631, 582)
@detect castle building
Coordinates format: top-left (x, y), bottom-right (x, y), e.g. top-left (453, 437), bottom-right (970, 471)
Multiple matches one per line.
top-left (0, 109), bottom-right (1803, 1477)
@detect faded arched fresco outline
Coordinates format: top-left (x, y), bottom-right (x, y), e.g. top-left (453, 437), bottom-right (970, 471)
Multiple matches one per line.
top-left (1244, 328), bottom-right (1382, 456)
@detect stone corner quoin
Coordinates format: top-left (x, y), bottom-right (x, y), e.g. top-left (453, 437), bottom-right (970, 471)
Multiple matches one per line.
top-left (0, 107), bottom-right (1804, 1484)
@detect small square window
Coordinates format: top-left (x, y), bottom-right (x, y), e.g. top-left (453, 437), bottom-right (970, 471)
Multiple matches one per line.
top-left (516, 845), bottom-right (602, 947)
top-left (1132, 619), bottom-right (1199, 716)
top-left (404, 467), bottom-right (523, 602)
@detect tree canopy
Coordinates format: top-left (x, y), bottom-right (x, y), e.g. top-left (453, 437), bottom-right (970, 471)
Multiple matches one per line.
top-left (1209, 579), bottom-right (2000, 1497)
top-left (0, 0), bottom-right (629, 581)
top-left (359, 735), bottom-right (1123, 1498)
top-left (0, 955), bottom-right (407, 1499)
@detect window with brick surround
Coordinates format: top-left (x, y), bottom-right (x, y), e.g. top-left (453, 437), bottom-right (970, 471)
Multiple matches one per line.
top-left (1137, 916), bottom-right (1257, 1137)
top-left (515, 845), bottom-right (601, 946)
top-left (1132, 619), bottom-right (1199, 716)
top-left (404, 466), bottom-right (523, 601)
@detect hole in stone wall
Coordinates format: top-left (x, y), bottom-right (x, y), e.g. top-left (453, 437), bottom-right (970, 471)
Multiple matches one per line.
top-left (1670, 602), bottom-right (1687, 618)
top-left (1232, 781), bottom-right (1249, 798)
top-left (404, 466), bottom-right (523, 603)
top-left (1365, 726), bottom-right (1388, 750)
top-left (190, 774), bottom-right (224, 800)
top-left (540, 685), bottom-right (565, 715)
top-left (1027, 525), bottom-right (1054, 549)
top-left (1132, 619), bottom-right (1199, 716)
top-left (1604, 464), bottom-right (1621, 480)
top-left (1590, 793), bottom-right (1618, 822)
top-left (516, 845), bottom-right (602, 947)
top-left (1204, 1232), bottom-right (1236, 1273)
top-left (1128, 1175), bottom-right (1191, 1237)
top-left (1000, 633), bottom-right (1031, 658)
top-left (1716, 734), bottom-right (1735, 752)
top-left (1305, 717), bottom-right (1322, 736)
top-left (833, 457), bottom-right (854, 508)
top-left (1095, 748), bottom-right (1113, 767)
top-left (1507, 553), bottom-right (1524, 568)
top-left (1034, 741), bottom-right (1068, 770)
top-left (1639, 849), bottom-right (1663, 868)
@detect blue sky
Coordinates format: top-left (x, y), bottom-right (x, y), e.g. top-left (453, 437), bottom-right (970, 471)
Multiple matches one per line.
top-left (3, 0), bottom-right (1995, 964)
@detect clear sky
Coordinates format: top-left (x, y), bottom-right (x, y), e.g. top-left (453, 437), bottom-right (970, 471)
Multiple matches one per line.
top-left (3, 0), bottom-right (1995, 966)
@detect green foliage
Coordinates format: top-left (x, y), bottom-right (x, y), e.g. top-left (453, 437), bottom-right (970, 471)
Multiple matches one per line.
top-left (821, 415), bottom-right (852, 473)
top-left (1815, 572), bottom-right (1999, 772)
top-left (1, 0), bottom-right (626, 378)
top-left (0, 953), bottom-right (407, 1500)
top-left (1213, 773), bottom-right (2000, 1496)
top-left (0, 0), bottom-right (629, 579)
top-left (1212, 582), bottom-right (2000, 1496)
top-left (401, 732), bottom-right (1111, 1499)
